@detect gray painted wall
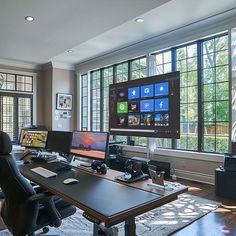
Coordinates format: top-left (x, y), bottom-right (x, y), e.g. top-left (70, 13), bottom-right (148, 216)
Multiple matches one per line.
top-left (51, 68), bottom-right (75, 131)
top-left (43, 67), bottom-right (53, 129)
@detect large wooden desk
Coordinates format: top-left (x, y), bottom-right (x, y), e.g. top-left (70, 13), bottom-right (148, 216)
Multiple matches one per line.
top-left (19, 162), bottom-right (187, 236)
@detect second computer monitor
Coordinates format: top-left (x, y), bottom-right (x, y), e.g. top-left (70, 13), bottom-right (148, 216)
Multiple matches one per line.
top-left (46, 131), bottom-right (73, 154)
top-left (70, 131), bottom-right (109, 161)
top-left (19, 130), bottom-right (48, 149)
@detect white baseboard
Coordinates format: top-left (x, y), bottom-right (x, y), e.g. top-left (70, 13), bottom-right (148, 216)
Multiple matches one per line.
top-left (175, 168), bottom-right (215, 185)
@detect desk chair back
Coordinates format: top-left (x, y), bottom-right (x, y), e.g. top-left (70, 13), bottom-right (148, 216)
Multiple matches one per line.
top-left (0, 131), bottom-right (38, 235)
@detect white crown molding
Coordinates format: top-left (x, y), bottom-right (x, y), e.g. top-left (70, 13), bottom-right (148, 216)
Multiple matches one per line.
top-left (0, 58), bottom-right (42, 70)
top-left (41, 62), bottom-right (53, 71)
top-left (75, 7), bottom-right (236, 73)
top-left (51, 61), bottom-right (75, 71)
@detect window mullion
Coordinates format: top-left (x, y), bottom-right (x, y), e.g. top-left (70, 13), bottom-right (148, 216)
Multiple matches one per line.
top-left (197, 41), bottom-right (203, 152)
top-left (127, 61), bottom-right (131, 145)
top-left (100, 70), bottom-right (103, 131)
top-left (172, 48), bottom-right (177, 149)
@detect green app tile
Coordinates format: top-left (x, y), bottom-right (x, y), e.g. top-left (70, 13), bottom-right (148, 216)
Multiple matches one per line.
top-left (117, 102), bottom-right (128, 113)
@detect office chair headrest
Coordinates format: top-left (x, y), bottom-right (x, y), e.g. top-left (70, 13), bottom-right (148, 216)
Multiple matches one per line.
top-left (0, 131), bottom-right (12, 155)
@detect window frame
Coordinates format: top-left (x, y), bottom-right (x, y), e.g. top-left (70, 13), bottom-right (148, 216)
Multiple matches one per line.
top-left (0, 69), bottom-right (36, 142)
top-left (82, 32), bottom-right (230, 154)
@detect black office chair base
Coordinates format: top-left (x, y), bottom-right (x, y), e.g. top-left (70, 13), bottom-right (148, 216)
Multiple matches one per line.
top-left (41, 227), bottom-right (49, 234)
top-left (28, 227), bottom-right (60, 236)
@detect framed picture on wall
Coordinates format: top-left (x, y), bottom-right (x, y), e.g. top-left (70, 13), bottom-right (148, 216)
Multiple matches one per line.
top-left (56, 93), bottom-right (72, 110)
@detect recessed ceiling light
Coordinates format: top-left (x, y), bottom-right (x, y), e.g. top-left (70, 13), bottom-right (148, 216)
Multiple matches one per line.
top-left (135, 18), bottom-right (144, 23)
top-left (67, 50), bottom-right (73, 53)
top-left (25, 16), bottom-right (34, 22)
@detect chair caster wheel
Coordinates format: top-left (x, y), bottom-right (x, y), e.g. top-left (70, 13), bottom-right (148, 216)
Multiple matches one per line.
top-left (42, 227), bottom-right (49, 234)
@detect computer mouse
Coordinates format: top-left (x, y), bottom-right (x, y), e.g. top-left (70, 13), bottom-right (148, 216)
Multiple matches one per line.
top-left (63, 178), bottom-right (79, 185)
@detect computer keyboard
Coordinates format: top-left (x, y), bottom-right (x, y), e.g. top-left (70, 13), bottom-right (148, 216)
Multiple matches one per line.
top-left (31, 167), bottom-right (57, 178)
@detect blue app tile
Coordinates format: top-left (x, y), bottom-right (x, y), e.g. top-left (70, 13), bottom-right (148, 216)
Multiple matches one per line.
top-left (140, 99), bottom-right (154, 112)
top-left (141, 84), bottom-right (154, 98)
top-left (155, 82), bottom-right (169, 96)
top-left (155, 98), bottom-right (169, 111)
top-left (128, 87), bottom-right (140, 99)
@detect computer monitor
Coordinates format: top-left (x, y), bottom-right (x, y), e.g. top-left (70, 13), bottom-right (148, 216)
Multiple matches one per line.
top-left (19, 130), bottom-right (48, 149)
top-left (109, 71), bottom-right (180, 138)
top-left (70, 131), bottom-right (109, 161)
top-left (46, 131), bottom-right (72, 154)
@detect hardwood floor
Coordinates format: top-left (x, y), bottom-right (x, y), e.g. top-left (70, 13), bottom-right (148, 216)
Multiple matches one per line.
top-left (171, 179), bottom-right (236, 236)
top-left (0, 179), bottom-right (235, 235)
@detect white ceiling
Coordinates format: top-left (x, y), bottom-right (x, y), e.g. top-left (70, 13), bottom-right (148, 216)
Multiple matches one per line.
top-left (0, 0), bottom-right (236, 68)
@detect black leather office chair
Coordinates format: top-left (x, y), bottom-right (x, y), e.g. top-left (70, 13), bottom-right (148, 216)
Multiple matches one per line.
top-left (0, 131), bottom-right (76, 236)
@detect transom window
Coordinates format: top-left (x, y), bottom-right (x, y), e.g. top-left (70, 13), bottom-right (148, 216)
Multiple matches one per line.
top-left (0, 72), bottom-right (33, 141)
top-left (0, 73), bottom-right (33, 92)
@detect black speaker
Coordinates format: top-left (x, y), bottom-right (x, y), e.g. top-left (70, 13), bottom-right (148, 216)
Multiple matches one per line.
top-left (91, 160), bottom-right (108, 174)
top-left (109, 144), bottom-right (121, 155)
top-left (148, 160), bottom-right (170, 178)
top-left (215, 168), bottom-right (236, 199)
top-left (231, 142), bottom-right (236, 154)
top-left (223, 154), bottom-right (236, 172)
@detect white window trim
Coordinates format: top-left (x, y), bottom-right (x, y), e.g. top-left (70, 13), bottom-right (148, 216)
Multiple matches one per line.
top-left (121, 145), bottom-right (223, 163)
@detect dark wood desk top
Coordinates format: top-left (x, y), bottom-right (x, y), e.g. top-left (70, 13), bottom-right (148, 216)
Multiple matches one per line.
top-left (19, 162), bottom-right (187, 226)
top-left (79, 166), bottom-right (187, 198)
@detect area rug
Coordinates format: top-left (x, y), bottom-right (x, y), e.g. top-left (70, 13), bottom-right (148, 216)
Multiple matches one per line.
top-left (0, 194), bottom-right (220, 236)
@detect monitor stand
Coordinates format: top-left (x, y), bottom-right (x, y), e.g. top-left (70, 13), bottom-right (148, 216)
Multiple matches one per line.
top-left (70, 155), bottom-right (92, 168)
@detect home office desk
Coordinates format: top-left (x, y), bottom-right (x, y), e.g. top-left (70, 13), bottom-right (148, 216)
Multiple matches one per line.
top-left (19, 163), bottom-right (187, 236)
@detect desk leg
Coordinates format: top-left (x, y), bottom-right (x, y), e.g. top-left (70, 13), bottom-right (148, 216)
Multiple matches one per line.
top-left (93, 223), bottom-right (99, 236)
top-left (125, 217), bottom-right (136, 236)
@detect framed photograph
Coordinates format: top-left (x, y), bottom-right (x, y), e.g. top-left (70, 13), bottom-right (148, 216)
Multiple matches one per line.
top-left (56, 93), bottom-right (73, 110)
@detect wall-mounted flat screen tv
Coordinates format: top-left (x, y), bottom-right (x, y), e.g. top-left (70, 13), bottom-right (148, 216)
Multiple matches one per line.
top-left (109, 72), bottom-right (180, 138)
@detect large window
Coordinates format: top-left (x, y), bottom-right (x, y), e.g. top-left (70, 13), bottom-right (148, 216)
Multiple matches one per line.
top-left (130, 57), bottom-right (148, 146)
top-left (102, 67), bottom-right (113, 131)
top-left (81, 32), bottom-right (230, 153)
top-left (91, 70), bottom-right (101, 131)
top-left (115, 62), bottom-right (128, 83)
top-left (130, 57), bottom-right (147, 80)
top-left (114, 62), bottom-right (129, 143)
top-left (81, 74), bottom-right (88, 131)
top-left (176, 43), bottom-right (198, 151)
top-left (202, 35), bottom-right (229, 153)
top-left (153, 50), bottom-right (173, 149)
top-left (0, 72), bottom-right (33, 141)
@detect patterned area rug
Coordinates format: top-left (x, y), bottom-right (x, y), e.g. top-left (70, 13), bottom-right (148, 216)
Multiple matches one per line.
top-left (0, 194), bottom-right (220, 236)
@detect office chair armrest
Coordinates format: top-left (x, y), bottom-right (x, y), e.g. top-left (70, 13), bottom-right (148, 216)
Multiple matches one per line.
top-left (27, 192), bottom-right (53, 203)
top-left (33, 185), bottom-right (48, 194)
top-left (27, 193), bottom-right (62, 227)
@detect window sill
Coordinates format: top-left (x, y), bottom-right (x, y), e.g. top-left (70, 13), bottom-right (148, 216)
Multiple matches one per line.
top-left (120, 145), bottom-right (224, 163)
top-left (154, 148), bottom-right (223, 163)
top-left (121, 145), bottom-right (148, 153)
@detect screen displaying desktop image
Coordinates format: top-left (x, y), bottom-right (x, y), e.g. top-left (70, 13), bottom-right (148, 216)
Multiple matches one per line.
top-left (19, 130), bottom-right (48, 149)
top-left (70, 131), bottom-right (109, 161)
top-left (46, 131), bottom-right (72, 154)
top-left (109, 72), bottom-right (180, 138)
